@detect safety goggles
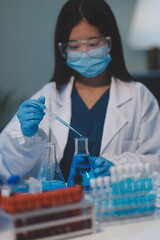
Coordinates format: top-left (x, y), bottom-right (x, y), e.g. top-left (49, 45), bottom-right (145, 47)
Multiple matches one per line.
top-left (58, 36), bottom-right (111, 61)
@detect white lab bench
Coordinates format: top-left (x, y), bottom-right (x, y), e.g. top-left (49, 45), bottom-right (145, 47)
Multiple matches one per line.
top-left (71, 216), bottom-right (160, 240)
top-left (1, 213), bottom-right (160, 240)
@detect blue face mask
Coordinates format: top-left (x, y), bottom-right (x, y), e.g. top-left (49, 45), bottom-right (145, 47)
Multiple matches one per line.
top-left (66, 45), bottom-right (112, 78)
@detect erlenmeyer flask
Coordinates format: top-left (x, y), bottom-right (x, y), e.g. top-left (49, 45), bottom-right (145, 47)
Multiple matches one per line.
top-left (37, 143), bottom-right (66, 191)
top-left (68, 137), bottom-right (95, 191)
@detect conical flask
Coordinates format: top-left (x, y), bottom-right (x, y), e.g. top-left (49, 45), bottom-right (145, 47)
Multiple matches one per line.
top-left (37, 143), bottom-right (66, 191)
top-left (68, 137), bottom-right (95, 191)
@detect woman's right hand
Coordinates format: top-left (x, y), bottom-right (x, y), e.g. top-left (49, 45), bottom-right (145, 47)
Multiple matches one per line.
top-left (17, 96), bottom-right (46, 137)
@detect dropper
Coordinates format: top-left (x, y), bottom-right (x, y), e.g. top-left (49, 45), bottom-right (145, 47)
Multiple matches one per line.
top-left (45, 108), bottom-right (82, 137)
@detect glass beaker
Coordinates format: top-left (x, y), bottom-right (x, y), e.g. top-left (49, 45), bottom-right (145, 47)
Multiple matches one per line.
top-left (37, 143), bottom-right (66, 191)
top-left (67, 137), bottom-right (95, 191)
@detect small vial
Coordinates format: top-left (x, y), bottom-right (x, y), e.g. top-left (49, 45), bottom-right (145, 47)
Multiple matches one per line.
top-left (103, 176), bottom-right (111, 202)
top-left (103, 176), bottom-right (112, 216)
top-left (137, 163), bottom-right (144, 178)
top-left (28, 177), bottom-right (42, 193)
top-left (143, 163), bottom-right (153, 191)
top-left (90, 178), bottom-right (96, 199)
top-left (124, 165), bottom-right (133, 194)
top-left (7, 175), bottom-right (29, 195)
top-left (110, 166), bottom-right (120, 195)
top-left (96, 177), bottom-right (103, 198)
top-left (95, 177), bottom-right (103, 219)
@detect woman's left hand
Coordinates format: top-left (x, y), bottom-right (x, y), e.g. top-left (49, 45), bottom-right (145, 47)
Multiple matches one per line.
top-left (91, 156), bottom-right (114, 177)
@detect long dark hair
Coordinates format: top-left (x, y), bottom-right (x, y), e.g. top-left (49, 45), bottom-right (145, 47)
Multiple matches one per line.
top-left (51, 0), bottom-right (132, 88)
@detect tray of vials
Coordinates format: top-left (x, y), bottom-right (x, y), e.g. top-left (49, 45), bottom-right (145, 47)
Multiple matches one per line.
top-left (90, 163), bottom-right (157, 222)
top-left (0, 186), bottom-right (95, 240)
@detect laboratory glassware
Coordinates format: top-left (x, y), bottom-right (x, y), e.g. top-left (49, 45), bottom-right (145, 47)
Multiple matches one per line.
top-left (67, 137), bottom-right (95, 191)
top-left (45, 108), bottom-right (82, 137)
top-left (37, 143), bottom-right (66, 191)
top-left (7, 176), bottom-right (29, 195)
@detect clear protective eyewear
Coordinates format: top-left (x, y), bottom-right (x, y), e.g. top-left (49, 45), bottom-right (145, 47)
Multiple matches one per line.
top-left (58, 36), bottom-right (111, 61)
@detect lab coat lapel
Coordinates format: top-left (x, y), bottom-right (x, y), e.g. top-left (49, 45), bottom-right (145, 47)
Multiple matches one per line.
top-left (50, 78), bottom-right (74, 161)
top-left (100, 78), bottom-right (132, 154)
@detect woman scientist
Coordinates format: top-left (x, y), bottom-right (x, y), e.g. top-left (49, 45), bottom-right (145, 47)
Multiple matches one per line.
top-left (0, 0), bottom-right (160, 181)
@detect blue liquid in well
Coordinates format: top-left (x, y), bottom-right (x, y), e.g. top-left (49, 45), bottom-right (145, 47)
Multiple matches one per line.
top-left (42, 180), bottom-right (66, 191)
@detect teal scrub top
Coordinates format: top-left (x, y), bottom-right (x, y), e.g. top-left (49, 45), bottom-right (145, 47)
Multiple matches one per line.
top-left (60, 86), bottom-right (110, 182)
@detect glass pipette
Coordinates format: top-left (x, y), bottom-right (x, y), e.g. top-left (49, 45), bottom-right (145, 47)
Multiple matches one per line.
top-left (45, 108), bottom-right (82, 137)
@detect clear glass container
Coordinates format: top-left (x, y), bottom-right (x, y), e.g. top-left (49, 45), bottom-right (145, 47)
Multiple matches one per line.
top-left (7, 176), bottom-right (29, 195)
top-left (37, 143), bottom-right (66, 191)
top-left (68, 137), bottom-right (95, 191)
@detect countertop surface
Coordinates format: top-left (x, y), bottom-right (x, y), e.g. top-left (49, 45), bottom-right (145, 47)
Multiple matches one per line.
top-left (1, 211), bottom-right (160, 240)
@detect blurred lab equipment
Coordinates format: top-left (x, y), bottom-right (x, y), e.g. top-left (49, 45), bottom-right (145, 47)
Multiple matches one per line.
top-left (68, 137), bottom-right (95, 191)
top-left (7, 175), bottom-right (29, 195)
top-left (90, 163), bottom-right (157, 222)
top-left (27, 177), bottom-right (42, 193)
top-left (128, 0), bottom-right (160, 69)
top-left (45, 107), bottom-right (82, 137)
top-left (0, 185), bottom-right (95, 239)
top-left (37, 143), bottom-right (66, 191)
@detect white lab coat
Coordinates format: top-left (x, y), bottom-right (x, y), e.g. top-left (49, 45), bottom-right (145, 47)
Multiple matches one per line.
top-left (0, 76), bottom-right (160, 178)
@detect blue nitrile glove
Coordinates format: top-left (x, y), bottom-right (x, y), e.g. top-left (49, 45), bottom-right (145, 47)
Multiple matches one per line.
top-left (17, 96), bottom-right (46, 137)
top-left (72, 155), bottom-right (91, 172)
top-left (91, 156), bottom-right (115, 177)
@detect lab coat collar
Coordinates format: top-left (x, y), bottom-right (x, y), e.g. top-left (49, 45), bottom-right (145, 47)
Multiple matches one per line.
top-left (111, 77), bottom-right (132, 107)
top-left (53, 76), bottom-right (75, 107)
top-left (50, 76), bottom-right (133, 160)
top-left (100, 77), bottom-right (132, 154)
top-left (54, 75), bottom-right (132, 107)
top-left (49, 77), bottom-right (75, 161)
